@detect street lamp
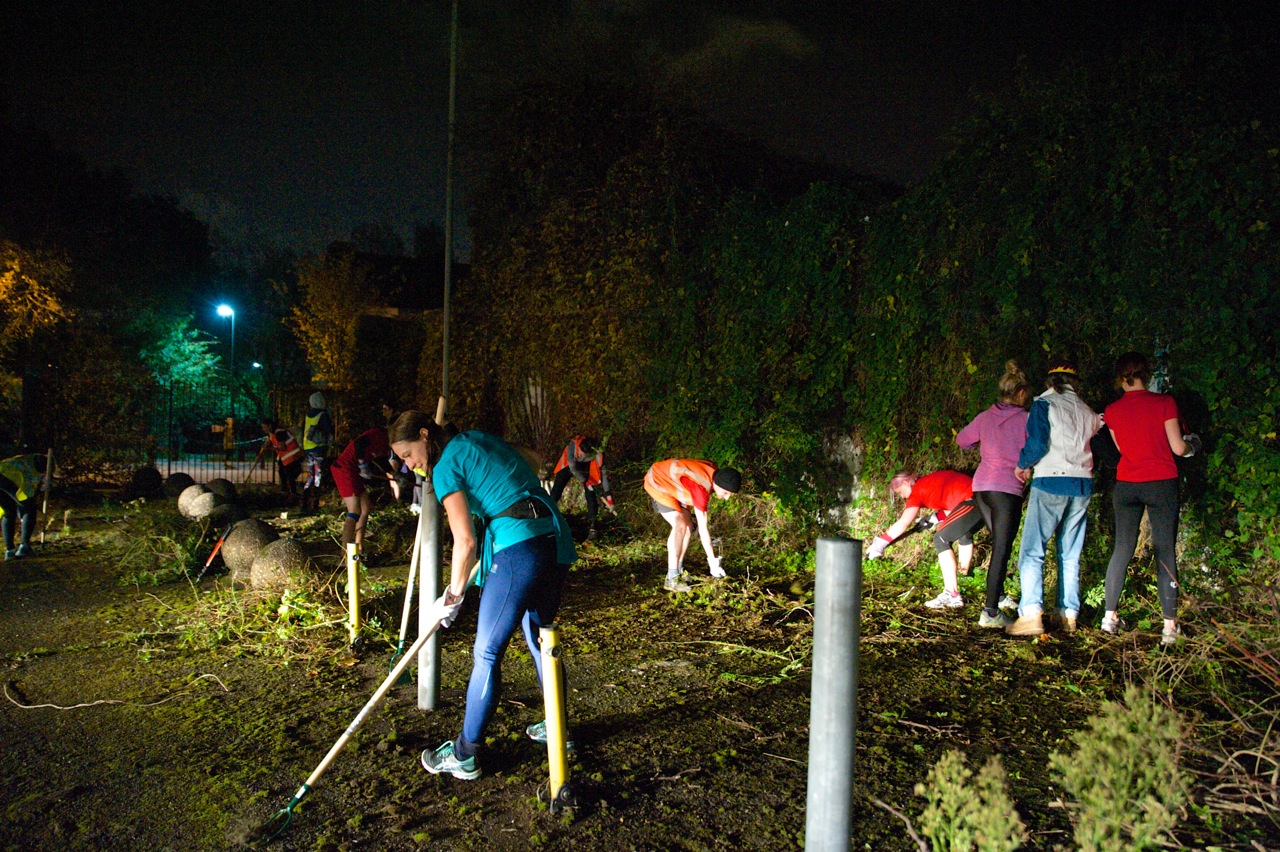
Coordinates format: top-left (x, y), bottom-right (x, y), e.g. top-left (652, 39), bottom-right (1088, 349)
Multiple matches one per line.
top-left (217, 304), bottom-right (236, 458)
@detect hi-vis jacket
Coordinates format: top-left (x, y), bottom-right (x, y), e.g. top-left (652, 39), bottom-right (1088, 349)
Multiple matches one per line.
top-left (554, 436), bottom-right (609, 491)
top-left (268, 429), bottom-right (302, 465)
top-left (643, 459), bottom-right (717, 511)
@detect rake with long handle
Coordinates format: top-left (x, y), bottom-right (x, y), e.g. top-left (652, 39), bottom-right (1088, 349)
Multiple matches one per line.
top-left (388, 504), bottom-right (427, 676)
top-left (252, 561), bottom-right (477, 844)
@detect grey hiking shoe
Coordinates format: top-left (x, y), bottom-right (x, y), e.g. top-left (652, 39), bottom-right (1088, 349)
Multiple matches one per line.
top-left (420, 740), bottom-right (480, 780)
top-left (525, 719), bottom-right (575, 750)
top-left (1160, 625), bottom-right (1183, 646)
top-left (664, 576), bottom-right (691, 593)
top-left (998, 594), bottom-right (1018, 610)
top-left (1100, 613), bottom-right (1126, 635)
top-left (979, 610), bottom-right (1013, 629)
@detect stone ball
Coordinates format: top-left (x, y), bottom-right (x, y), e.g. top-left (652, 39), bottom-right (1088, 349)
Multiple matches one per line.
top-left (205, 478), bottom-right (238, 501)
top-left (124, 466), bottom-right (164, 500)
top-left (250, 539), bottom-right (314, 590)
top-left (222, 519), bottom-right (281, 585)
top-left (205, 502), bottom-right (250, 527)
top-left (178, 483), bottom-right (210, 518)
top-left (188, 491), bottom-right (226, 519)
top-left (163, 472), bottom-right (196, 498)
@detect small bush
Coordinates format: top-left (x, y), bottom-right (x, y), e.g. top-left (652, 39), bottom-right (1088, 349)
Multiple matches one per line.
top-left (915, 749), bottom-right (1028, 851)
top-left (1049, 685), bottom-right (1189, 851)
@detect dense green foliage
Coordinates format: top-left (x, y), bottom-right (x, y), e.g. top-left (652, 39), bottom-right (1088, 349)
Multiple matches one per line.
top-left (854, 45), bottom-right (1280, 558)
top-left (440, 37), bottom-right (1279, 567)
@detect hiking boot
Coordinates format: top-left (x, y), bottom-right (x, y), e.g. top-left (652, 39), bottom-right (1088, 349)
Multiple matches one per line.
top-left (1049, 613), bottom-right (1077, 634)
top-left (1100, 613), bottom-right (1125, 635)
top-left (525, 719), bottom-right (575, 751)
top-left (1160, 624), bottom-right (1183, 646)
top-left (1005, 613), bottom-right (1045, 637)
top-left (978, 610), bottom-right (1013, 629)
top-left (924, 590), bottom-right (964, 609)
top-left (998, 594), bottom-right (1019, 610)
top-left (664, 576), bottom-right (691, 593)
top-left (13, 544), bottom-right (31, 559)
top-left (420, 740), bottom-right (480, 780)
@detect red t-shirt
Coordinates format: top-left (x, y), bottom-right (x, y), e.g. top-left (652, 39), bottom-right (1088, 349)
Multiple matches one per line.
top-left (1104, 389), bottom-right (1179, 482)
top-left (906, 470), bottom-right (973, 512)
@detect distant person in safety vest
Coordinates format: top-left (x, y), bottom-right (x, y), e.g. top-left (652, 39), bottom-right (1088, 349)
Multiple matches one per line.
top-left (255, 418), bottom-right (303, 500)
top-left (549, 435), bottom-right (614, 541)
top-left (643, 459), bottom-right (741, 592)
top-left (300, 391), bottom-right (334, 513)
top-left (0, 454), bottom-right (44, 559)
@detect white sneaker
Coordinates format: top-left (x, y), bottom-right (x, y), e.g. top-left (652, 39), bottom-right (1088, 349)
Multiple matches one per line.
top-left (924, 590), bottom-right (964, 609)
top-left (998, 594), bottom-right (1018, 610)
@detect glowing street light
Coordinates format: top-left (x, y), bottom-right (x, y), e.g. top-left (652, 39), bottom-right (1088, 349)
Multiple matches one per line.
top-left (216, 304), bottom-right (236, 454)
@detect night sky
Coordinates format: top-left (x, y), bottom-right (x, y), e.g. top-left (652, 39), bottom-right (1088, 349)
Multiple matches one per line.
top-left (1, 1), bottom-right (1232, 259)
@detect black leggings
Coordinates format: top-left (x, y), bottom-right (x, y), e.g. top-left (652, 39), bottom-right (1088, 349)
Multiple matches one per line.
top-left (1105, 478), bottom-right (1179, 619)
top-left (974, 490), bottom-right (1023, 613)
top-left (550, 467), bottom-right (599, 526)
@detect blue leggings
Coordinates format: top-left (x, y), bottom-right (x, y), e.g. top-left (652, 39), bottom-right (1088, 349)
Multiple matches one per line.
top-left (456, 534), bottom-right (567, 757)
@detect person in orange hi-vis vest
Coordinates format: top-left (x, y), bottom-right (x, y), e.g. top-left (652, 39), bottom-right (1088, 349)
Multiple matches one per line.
top-left (549, 435), bottom-right (614, 541)
top-left (256, 418), bottom-right (303, 500)
top-left (643, 459), bottom-right (741, 592)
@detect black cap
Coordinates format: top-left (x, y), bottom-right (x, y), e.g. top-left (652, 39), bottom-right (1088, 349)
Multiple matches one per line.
top-left (713, 467), bottom-right (742, 494)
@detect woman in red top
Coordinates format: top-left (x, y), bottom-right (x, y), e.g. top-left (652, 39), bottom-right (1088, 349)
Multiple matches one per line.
top-left (330, 426), bottom-right (396, 559)
top-left (1101, 352), bottom-right (1199, 644)
top-left (866, 470), bottom-right (985, 609)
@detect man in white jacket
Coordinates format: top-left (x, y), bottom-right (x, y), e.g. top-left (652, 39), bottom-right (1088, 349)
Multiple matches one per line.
top-left (1006, 358), bottom-right (1103, 637)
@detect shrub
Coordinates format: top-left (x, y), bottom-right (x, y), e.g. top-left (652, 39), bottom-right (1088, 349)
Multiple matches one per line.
top-left (1049, 685), bottom-right (1189, 851)
top-left (915, 749), bottom-right (1028, 851)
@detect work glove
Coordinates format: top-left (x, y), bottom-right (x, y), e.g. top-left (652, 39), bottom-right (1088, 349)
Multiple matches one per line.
top-left (1182, 433), bottom-right (1202, 458)
top-left (912, 513), bottom-right (939, 533)
top-left (865, 534), bottom-right (892, 560)
top-left (358, 461), bottom-right (375, 480)
top-left (604, 494), bottom-right (617, 514)
top-left (429, 590), bottom-right (466, 629)
top-left (708, 555), bottom-right (726, 578)
top-left (409, 502), bottom-right (422, 516)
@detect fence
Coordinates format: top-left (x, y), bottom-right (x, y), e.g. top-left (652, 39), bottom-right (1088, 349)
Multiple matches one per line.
top-left (148, 380), bottom-right (278, 486)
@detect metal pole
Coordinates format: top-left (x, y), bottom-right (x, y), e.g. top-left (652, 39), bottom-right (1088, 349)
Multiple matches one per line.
top-left (804, 537), bottom-right (862, 852)
top-left (440, 0), bottom-right (458, 401)
top-left (417, 491), bottom-right (442, 709)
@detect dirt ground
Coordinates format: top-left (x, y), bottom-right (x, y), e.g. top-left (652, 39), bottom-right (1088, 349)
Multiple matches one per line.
top-left (0, 486), bottom-right (1265, 850)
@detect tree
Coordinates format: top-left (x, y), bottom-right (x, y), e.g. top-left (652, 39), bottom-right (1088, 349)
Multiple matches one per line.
top-left (286, 250), bottom-right (367, 393)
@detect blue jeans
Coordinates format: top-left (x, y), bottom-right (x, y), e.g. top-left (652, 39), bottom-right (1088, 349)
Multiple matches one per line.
top-left (1016, 488), bottom-right (1090, 617)
top-left (457, 534), bottom-right (568, 757)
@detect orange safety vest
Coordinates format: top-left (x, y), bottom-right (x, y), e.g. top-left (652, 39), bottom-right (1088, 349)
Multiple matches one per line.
top-left (554, 436), bottom-right (603, 488)
top-left (643, 459), bottom-right (716, 510)
top-left (269, 429), bottom-right (302, 465)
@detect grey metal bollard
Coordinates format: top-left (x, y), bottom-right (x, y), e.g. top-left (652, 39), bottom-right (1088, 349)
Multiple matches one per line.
top-left (805, 537), bottom-right (863, 851)
top-left (418, 495), bottom-right (443, 710)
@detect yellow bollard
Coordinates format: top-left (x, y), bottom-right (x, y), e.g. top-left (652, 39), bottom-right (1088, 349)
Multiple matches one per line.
top-left (538, 624), bottom-right (572, 808)
top-left (347, 542), bottom-right (361, 644)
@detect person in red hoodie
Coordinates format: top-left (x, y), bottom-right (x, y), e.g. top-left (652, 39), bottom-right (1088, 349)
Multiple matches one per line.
top-left (1100, 351), bottom-right (1199, 645)
top-left (865, 470), bottom-right (985, 609)
top-left (330, 426), bottom-right (397, 560)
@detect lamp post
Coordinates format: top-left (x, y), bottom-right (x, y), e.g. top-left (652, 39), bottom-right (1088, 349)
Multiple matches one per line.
top-left (217, 304), bottom-right (236, 459)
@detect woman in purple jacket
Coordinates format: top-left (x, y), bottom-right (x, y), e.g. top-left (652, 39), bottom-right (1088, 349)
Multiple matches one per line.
top-left (956, 361), bottom-right (1032, 628)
